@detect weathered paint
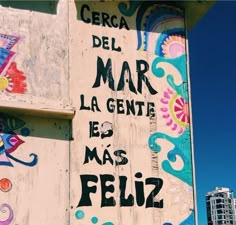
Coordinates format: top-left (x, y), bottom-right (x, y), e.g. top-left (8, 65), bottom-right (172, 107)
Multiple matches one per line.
top-left (0, 1), bottom-right (214, 225)
top-left (0, 0), bottom-right (70, 112)
top-left (70, 1), bottom-right (194, 225)
top-left (0, 113), bottom-right (70, 224)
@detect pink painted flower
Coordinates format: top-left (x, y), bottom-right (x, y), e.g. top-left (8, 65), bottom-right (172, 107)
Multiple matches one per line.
top-left (162, 35), bottom-right (186, 58)
top-left (160, 88), bottom-right (189, 134)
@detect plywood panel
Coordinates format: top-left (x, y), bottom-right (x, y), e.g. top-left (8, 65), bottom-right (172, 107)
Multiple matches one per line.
top-left (0, 0), bottom-right (69, 105)
top-left (1, 113), bottom-right (70, 225)
top-left (0, 1), bottom-right (197, 225)
top-left (70, 1), bottom-right (195, 225)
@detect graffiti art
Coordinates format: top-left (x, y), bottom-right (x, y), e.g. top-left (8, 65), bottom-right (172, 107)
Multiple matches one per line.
top-left (0, 33), bottom-right (27, 94)
top-left (0, 113), bottom-right (38, 167)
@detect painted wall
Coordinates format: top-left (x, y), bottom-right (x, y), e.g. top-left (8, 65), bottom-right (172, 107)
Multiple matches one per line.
top-left (0, 1), bottom-right (71, 225)
top-left (0, 1), bottom-right (196, 225)
top-left (70, 1), bottom-right (195, 225)
top-left (0, 114), bottom-right (70, 224)
top-left (0, 1), bottom-right (69, 108)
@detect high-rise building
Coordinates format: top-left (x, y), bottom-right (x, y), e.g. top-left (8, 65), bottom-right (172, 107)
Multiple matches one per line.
top-left (206, 187), bottom-right (236, 225)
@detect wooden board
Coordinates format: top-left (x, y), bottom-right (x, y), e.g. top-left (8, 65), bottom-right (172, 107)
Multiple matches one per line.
top-left (70, 1), bottom-right (195, 225)
top-left (1, 113), bottom-right (70, 224)
top-left (0, 0), bottom-right (69, 107)
top-left (0, 1), bottom-right (196, 224)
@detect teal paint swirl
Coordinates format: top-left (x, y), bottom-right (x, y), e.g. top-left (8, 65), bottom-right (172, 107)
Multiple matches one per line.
top-left (148, 128), bottom-right (192, 186)
top-left (152, 55), bottom-right (188, 102)
top-left (118, 1), bottom-right (142, 16)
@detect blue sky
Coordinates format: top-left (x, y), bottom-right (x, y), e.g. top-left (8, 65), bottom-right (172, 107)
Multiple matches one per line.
top-left (188, 1), bottom-right (236, 224)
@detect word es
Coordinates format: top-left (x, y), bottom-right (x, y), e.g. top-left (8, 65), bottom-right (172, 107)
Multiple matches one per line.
top-left (89, 121), bottom-right (113, 139)
top-left (77, 172), bottom-right (163, 208)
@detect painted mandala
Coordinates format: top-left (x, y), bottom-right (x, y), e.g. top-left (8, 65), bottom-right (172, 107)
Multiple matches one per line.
top-left (161, 88), bottom-right (189, 134)
top-left (135, 3), bottom-right (185, 58)
top-left (162, 35), bottom-right (185, 58)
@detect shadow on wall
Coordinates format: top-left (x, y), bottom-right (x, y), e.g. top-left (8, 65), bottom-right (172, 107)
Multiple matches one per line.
top-left (0, 0), bottom-right (59, 14)
top-left (0, 112), bottom-right (71, 141)
top-left (74, 0), bottom-right (215, 30)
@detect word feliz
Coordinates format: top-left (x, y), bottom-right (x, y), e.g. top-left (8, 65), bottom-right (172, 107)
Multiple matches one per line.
top-left (80, 95), bottom-right (156, 117)
top-left (77, 172), bottom-right (163, 208)
top-left (78, 147), bottom-right (163, 208)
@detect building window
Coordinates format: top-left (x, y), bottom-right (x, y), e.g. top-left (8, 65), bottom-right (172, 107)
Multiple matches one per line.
top-left (217, 209), bottom-right (224, 214)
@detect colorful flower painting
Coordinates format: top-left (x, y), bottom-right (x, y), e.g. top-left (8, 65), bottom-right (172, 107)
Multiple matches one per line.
top-left (0, 132), bottom-right (38, 167)
top-left (161, 35), bottom-right (186, 58)
top-left (0, 34), bottom-right (27, 94)
top-left (119, 2), bottom-right (194, 224)
top-left (0, 114), bottom-right (38, 167)
top-left (161, 88), bottom-right (189, 134)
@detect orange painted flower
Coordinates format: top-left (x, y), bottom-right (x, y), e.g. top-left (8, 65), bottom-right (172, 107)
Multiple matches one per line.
top-left (0, 178), bottom-right (12, 192)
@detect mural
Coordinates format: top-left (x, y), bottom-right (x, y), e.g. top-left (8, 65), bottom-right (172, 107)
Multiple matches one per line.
top-left (127, 2), bottom-right (192, 224)
top-left (0, 113), bottom-right (38, 225)
top-left (160, 87), bottom-right (189, 135)
top-left (0, 34), bottom-right (26, 94)
top-left (133, 2), bottom-right (192, 224)
top-left (135, 3), bottom-right (185, 57)
top-left (73, 1), bottom-right (194, 225)
top-left (0, 114), bottom-right (38, 167)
